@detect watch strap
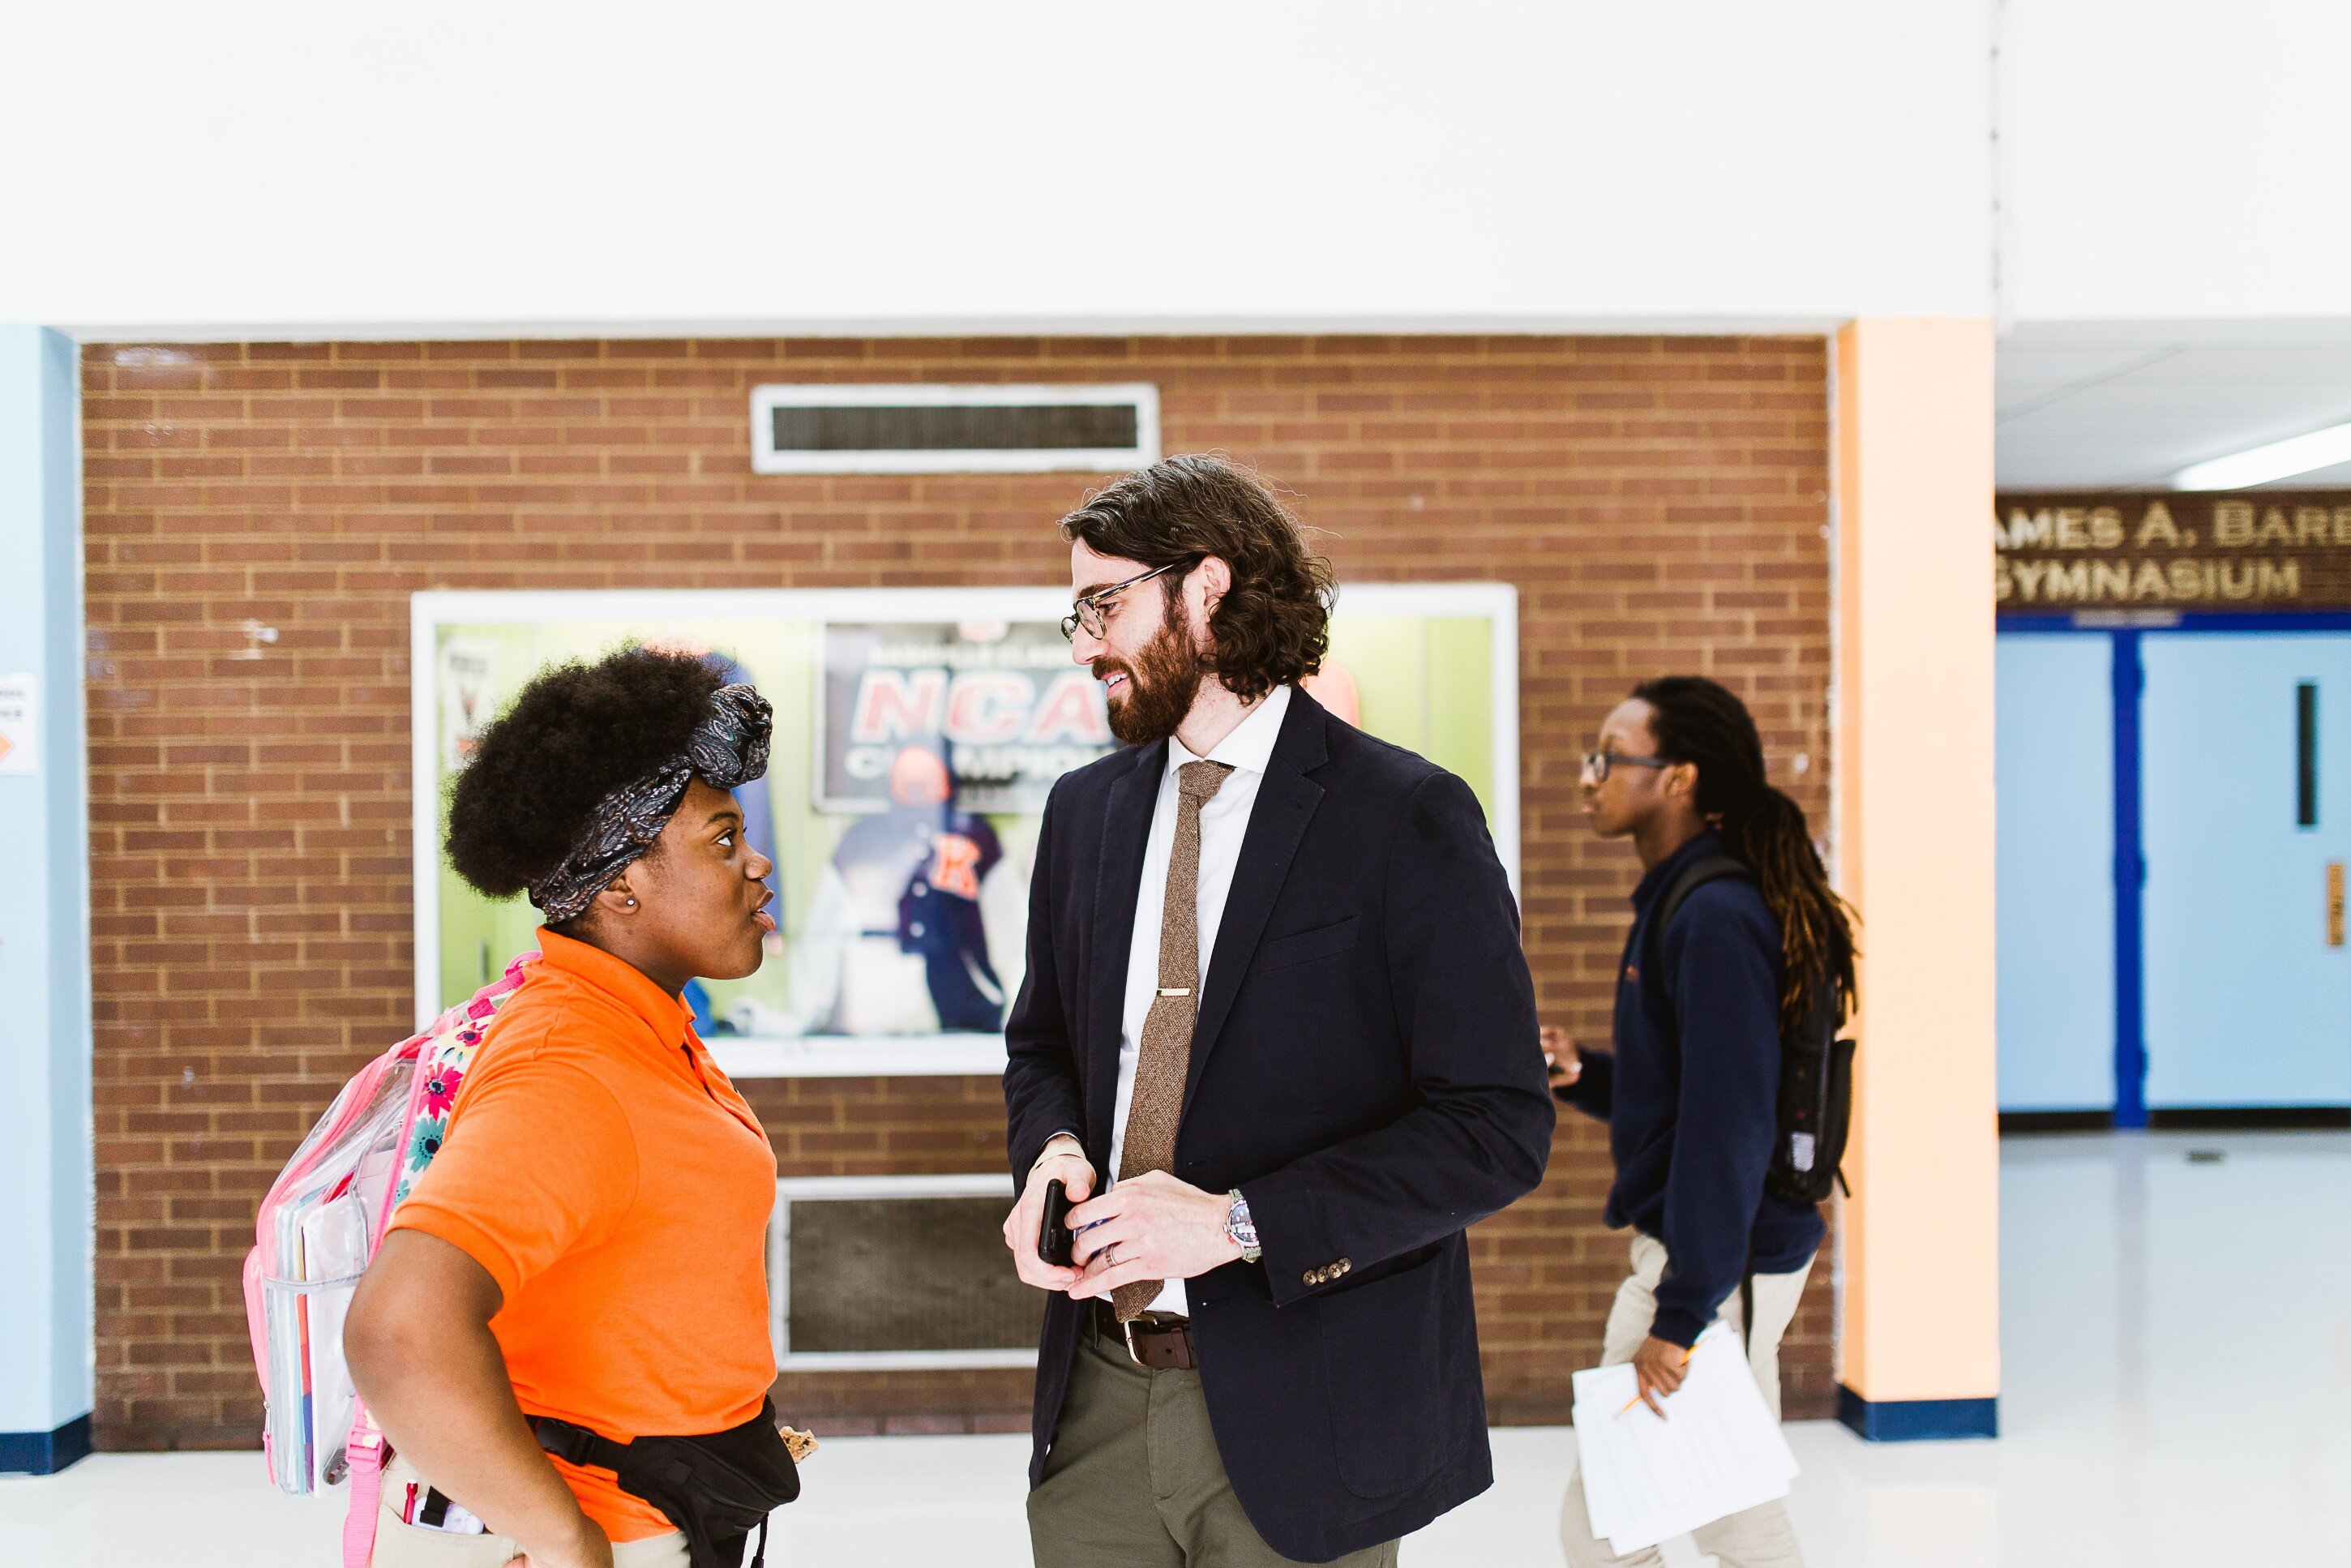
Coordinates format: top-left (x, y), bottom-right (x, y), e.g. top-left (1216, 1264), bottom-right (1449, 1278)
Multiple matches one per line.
top-left (1225, 1189), bottom-right (1262, 1262)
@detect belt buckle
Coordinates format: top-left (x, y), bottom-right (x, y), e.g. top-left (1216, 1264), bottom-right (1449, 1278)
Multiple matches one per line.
top-left (1120, 1310), bottom-right (1178, 1368)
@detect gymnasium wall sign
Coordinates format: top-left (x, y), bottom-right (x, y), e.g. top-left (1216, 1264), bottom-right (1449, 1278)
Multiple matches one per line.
top-left (1995, 492), bottom-right (2351, 614)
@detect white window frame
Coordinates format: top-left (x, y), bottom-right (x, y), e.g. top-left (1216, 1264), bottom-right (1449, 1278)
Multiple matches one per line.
top-left (769, 1173), bottom-right (1038, 1371)
top-left (408, 582), bottom-right (1521, 1080)
top-left (748, 383), bottom-right (1160, 475)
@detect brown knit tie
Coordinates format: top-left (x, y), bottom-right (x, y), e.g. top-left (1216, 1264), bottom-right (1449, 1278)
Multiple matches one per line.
top-left (1113, 758), bottom-right (1235, 1322)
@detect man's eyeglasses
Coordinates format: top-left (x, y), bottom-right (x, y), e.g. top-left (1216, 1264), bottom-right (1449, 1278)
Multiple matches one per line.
top-left (1582, 751), bottom-right (1677, 783)
top-left (1060, 559), bottom-right (1188, 642)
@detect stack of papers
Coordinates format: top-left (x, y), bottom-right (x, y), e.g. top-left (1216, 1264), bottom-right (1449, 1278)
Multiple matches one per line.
top-left (1570, 1324), bottom-right (1801, 1554)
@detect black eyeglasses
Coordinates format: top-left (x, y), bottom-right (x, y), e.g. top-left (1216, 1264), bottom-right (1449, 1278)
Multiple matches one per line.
top-left (1582, 751), bottom-right (1677, 783)
top-left (1060, 559), bottom-right (1188, 641)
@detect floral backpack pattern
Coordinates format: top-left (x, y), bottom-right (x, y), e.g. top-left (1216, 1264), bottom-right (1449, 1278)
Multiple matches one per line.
top-left (243, 950), bottom-right (538, 1568)
top-left (395, 1022), bottom-right (487, 1206)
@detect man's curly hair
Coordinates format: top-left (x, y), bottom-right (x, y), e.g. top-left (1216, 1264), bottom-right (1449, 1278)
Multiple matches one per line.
top-left (445, 646), bottom-right (724, 902)
top-left (1060, 455), bottom-right (1334, 703)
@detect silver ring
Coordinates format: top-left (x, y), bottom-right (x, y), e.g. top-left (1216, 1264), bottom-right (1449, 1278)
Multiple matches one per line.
top-left (1103, 1243), bottom-right (1119, 1266)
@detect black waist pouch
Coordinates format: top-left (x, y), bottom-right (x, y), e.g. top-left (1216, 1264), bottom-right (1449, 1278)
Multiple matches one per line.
top-left (532, 1399), bottom-right (800, 1568)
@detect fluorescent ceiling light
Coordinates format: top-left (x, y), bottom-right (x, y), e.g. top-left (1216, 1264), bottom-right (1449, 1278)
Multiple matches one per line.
top-left (2175, 419), bottom-right (2351, 491)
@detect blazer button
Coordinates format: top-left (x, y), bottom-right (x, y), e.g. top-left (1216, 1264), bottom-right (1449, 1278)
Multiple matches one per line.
top-left (1336, 1259), bottom-right (1351, 1275)
top-left (1303, 1269), bottom-right (1320, 1287)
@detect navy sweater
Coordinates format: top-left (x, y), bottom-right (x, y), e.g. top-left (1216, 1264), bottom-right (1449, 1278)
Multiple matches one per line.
top-left (1560, 829), bottom-right (1826, 1347)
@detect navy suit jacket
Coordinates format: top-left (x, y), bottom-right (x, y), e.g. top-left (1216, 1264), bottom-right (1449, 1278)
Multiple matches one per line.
top-left (1002, 689), bottom-right (1555, 1562)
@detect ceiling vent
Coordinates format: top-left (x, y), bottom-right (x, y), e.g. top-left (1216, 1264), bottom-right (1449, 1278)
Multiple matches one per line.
top-left (750, 383), bottom-right (1159, 474)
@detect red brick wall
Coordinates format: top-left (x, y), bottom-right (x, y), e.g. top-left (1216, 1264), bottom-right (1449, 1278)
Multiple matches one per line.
top-left (79, 334), bottom-right (1833, 1447)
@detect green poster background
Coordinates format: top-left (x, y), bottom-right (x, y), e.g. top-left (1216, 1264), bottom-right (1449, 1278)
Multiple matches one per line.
top-left (426, 604), bottom-right (1501, 1042)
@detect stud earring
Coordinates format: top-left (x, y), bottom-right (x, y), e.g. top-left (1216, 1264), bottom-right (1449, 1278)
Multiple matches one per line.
top-left (625, 898), bottom-right (637, 907)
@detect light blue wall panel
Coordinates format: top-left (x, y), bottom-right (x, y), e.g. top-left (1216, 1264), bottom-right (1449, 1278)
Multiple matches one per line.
top-left (0, 325), bottom-right (94, 1463)
top-left (1996, 634), bottom-right (2116, 1111)
top-left (2143, 632), bottom-right (2351, 1107)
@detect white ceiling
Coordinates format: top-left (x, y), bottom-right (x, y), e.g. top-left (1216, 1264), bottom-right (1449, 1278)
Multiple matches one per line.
top-left (1996, 320), bottom-right (2351, 491)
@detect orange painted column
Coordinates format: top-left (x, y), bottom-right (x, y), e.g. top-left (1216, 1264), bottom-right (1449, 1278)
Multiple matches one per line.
top-left (1831, 319), bottom-right (2002, 1439)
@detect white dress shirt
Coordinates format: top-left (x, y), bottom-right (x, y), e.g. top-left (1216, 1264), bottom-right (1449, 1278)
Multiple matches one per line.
top-left (1104, 683), bottom-right (1292, 1315)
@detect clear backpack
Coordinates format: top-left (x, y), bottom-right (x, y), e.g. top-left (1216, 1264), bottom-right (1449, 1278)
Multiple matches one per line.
top-left (242, 953), bottom-right (537, 1566)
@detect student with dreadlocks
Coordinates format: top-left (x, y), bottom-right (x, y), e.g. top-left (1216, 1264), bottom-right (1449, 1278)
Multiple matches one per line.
top-left (346, 647), bottom-right (803, 1568)
top-left (1548, 675), bottom-right (1856, 1568)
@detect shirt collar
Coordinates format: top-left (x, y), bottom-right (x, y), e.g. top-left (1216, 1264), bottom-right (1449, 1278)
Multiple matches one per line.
top-left (533, 927), bottom-right (696, 1050)
top-left (1631, 827), bottom-right (1728, 912)
top-left (1167, 683), bottom-right (1292, 782)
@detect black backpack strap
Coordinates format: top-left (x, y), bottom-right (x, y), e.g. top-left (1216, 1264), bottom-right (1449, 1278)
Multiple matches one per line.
top-left (1657, 855), bottom-right (1762, 1340)
top-left (1647, 853), bottom-right (1754, 992)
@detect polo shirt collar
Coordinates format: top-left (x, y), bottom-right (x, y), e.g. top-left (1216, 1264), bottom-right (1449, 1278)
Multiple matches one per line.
top-left (533, 928), bottom-right (696, 1049)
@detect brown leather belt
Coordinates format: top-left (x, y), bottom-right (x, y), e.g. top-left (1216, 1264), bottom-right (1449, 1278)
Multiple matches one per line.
top-left (1094, 1302), bottom-right (1197, 1370)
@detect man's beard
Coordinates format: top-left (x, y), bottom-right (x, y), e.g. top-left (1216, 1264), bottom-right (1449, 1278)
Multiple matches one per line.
top-left (1095, 611), bottom-right (1205, 746)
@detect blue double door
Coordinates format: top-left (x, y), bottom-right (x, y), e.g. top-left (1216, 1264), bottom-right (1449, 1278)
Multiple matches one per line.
top-left (1998, 628), bottom-right (2351, 1115)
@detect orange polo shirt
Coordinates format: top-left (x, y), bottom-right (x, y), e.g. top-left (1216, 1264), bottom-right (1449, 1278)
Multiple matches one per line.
top-left (388, 930), bottom-right (778, 1543)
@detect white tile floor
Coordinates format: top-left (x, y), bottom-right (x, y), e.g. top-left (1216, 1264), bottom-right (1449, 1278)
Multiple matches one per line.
top-left (3, 1130), bottom-right (2346, 1566)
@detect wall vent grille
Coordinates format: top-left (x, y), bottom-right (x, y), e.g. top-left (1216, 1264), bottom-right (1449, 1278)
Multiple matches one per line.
top-left (751, 383), bottom-right (1159, 474)
top-left (771, 1174), bottom-right (1042, 1370)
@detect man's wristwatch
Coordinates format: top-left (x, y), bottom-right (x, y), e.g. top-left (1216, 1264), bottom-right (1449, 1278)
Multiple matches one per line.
top-left (1225, 1189), bottom-right (1261, 1262)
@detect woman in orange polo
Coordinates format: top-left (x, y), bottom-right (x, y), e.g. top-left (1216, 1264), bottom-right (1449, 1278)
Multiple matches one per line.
top-left (347, 649), bottom-right (792, 1568)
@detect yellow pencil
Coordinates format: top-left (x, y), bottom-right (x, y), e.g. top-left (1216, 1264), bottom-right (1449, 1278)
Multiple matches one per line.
top-left (1617, 1347), bottom-right (1694, 1412)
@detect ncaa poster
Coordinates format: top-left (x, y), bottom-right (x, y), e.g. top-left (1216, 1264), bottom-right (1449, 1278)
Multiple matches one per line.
top-left (410, 585), bottom-right (1518, 1077)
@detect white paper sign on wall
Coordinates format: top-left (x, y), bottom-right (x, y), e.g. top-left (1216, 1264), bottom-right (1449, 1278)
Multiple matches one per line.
top-left (0, 675), bottom-right (37, 775)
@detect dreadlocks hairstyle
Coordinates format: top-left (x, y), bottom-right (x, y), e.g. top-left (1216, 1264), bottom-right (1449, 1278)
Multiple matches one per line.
top-left (1632, 675), bottom-right (1858, 1030)
top-left (446, 646), bottom-right (726, 922)
top-left (1060, 454), bottom-right (1334, 703)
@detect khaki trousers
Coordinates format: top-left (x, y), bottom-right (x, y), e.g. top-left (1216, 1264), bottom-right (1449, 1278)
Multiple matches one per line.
top-left (1029, 1317), bottom-right (1400, 1568)
top-left (370, 1454), bottom-right (691, 1568)
top-left (1559, 1234), bottom-right (1812, 1568)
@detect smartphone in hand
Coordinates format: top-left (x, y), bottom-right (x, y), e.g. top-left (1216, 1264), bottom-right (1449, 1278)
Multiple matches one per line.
top-left (1038, 1178), bottom-right (1076, 1268)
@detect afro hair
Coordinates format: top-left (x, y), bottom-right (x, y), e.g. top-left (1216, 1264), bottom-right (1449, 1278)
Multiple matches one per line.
top-left (445, 645), bottom-right (725, 901)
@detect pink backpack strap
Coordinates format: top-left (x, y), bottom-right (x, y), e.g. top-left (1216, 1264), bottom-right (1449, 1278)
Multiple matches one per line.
top-left (342, 1411), bottom-right (385, 1568)
top-left (308, 952), bottom-right (537, 1549)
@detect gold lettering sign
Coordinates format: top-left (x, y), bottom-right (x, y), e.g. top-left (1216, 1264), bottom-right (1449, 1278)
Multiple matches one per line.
top-left (2330, 862), bottom-right (2345, 949)
top-left (1995, 492), bottom-right (2351, 614)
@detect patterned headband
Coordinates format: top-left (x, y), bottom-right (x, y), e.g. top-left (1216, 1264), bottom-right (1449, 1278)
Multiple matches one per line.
top-left (526, 683), bottom-right (773, 924)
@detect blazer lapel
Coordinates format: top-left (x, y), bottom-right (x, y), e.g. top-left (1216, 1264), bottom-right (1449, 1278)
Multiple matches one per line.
top-left (1184, 691), bottom-right (1331, 1110)
top-left (1086, 740), bottom-right (1164, 1146)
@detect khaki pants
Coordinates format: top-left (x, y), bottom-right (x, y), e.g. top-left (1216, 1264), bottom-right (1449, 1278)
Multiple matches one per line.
top-left (1559, 1234), bottom-right (1813, 1568)
top-left (370, 1454), bottom-right (691, 1568)
top-left (1029, 1317), bottom-right (1400, 1568)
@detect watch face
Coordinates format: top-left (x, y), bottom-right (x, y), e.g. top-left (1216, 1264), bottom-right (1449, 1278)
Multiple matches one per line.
top-left (1226, 1193), bottom-right (1260, 1256)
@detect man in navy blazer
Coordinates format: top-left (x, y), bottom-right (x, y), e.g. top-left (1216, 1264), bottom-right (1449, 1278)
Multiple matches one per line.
top-left (1001, 456), bottom-right (1555, 1566)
